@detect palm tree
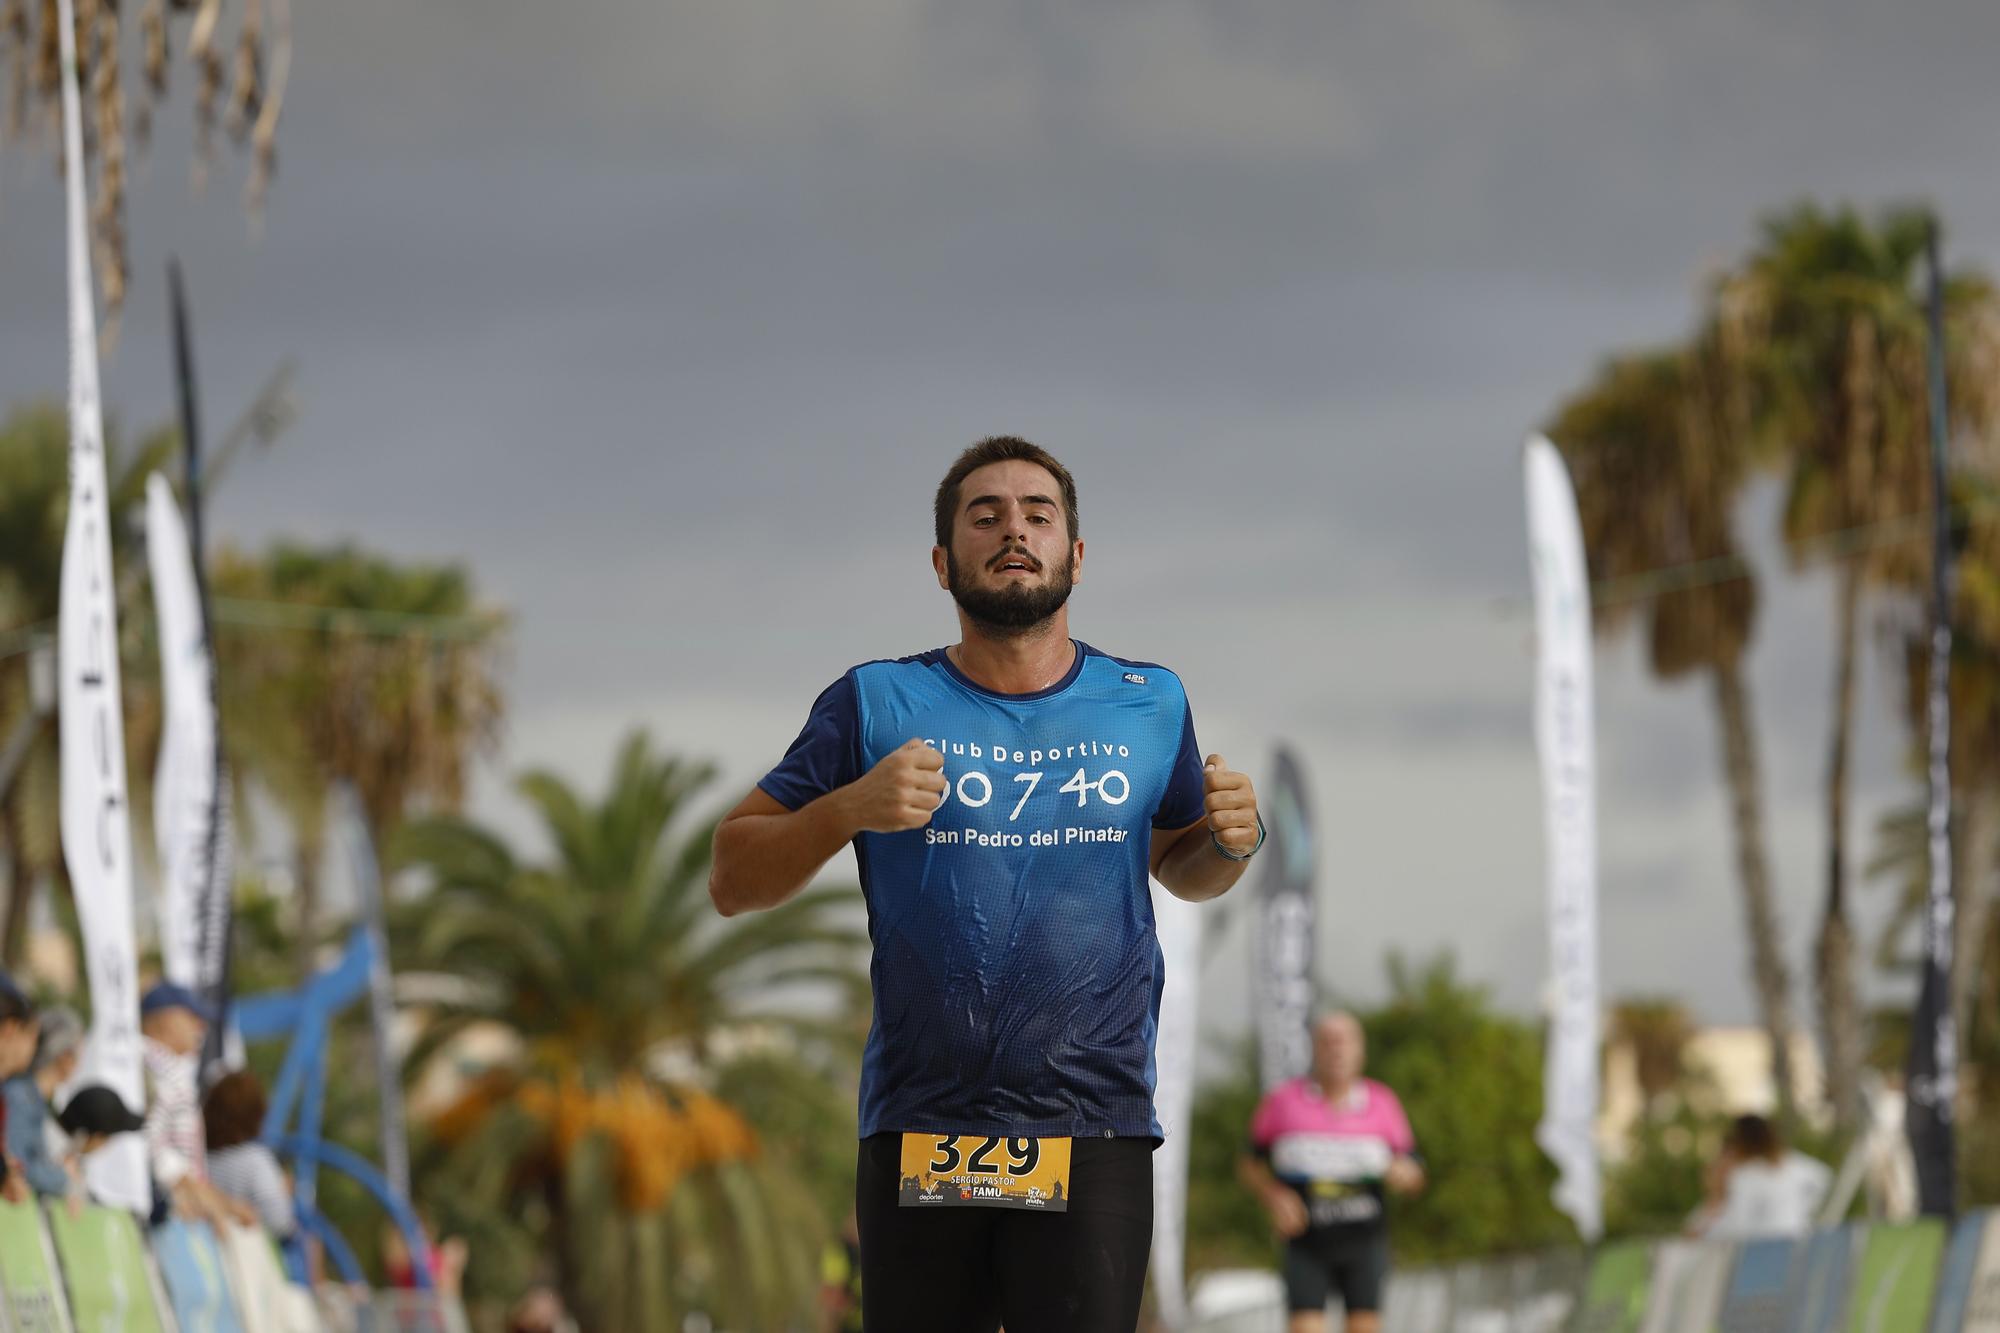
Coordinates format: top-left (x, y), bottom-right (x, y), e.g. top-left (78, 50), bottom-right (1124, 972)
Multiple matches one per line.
top-left (389, 731), bottom-right (869, 1330)
top-left (1721, 204), bottom-right (2000, 1132)
top-left (0, 0), bottom-right (288, 318)
top-left (1610, 998), bottom-right (1697, 1115)
top-left (1549, 347), bottom-right (1801, 1125)
top-left (209, 542), bottom-right (505, 976)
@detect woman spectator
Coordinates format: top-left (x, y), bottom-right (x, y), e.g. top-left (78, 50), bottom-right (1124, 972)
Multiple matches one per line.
top-left (203, 1071), bottom-right (295, 1238)
top-left (1692, 1114), bottom-right (1832, 1240)
top-left (4, 1006), bottom-right (86, 1208)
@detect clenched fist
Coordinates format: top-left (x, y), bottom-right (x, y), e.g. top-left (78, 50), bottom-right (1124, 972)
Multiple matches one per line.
top-left (846, 738), bottom-right (949, 834)
top-left (1203, 754), bottom-right (1260, 858)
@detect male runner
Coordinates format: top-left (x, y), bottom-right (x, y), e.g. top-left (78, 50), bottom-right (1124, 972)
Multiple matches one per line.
top-left (1239, 1012), bottom-right (1425, 1333)
top-left (710, 436), bottom-right (1261, 1333)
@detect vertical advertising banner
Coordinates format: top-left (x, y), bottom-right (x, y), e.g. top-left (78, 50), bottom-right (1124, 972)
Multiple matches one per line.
top-left (1149, 882), bottom-right (1201, 1329)
top-left (1526, 436), bottom-right (1603, 1242)
top-left (54, 0), bottom-right (149, 1215)
top-left (1253, 747), bottom-right (1316, 1092)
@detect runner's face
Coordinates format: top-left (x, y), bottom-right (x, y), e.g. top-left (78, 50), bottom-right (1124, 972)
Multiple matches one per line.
top-left (937, 460), bottom-right (1083, 633)
top-left (1312, 1015), bottom-right (1365, 1084)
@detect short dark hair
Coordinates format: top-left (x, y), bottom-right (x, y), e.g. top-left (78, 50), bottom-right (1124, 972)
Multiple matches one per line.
top-left (1728, 1113), bottom-right (1782, 1162)
top-left (933, 437), bottom-right (1080, 549)
top-left (204, 1070), bottom-right (270, 1151)
top-left (0, 986), bottom-right (35, 1027)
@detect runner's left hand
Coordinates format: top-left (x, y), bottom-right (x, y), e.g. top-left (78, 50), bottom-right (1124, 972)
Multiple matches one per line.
top-left (1203, 755), bottom-right (1260, 858)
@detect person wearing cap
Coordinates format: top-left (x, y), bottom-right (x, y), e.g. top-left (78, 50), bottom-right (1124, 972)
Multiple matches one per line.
top-left (5, 1005), bottom-right (87, 1212)
top-left (141, 982), bottom-right (253, 1228)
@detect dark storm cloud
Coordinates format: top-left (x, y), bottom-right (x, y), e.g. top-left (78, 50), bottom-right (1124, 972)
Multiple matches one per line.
top-left (2, 0), bottom-right (1995, 1024)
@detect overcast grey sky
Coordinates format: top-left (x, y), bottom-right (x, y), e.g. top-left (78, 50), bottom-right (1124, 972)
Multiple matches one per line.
top-left (5, 0), bottom-right (1999, 1044)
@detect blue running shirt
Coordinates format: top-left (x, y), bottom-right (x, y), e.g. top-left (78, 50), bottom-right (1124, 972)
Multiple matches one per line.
top-left (759, 642), bottom-right (1207, 1141)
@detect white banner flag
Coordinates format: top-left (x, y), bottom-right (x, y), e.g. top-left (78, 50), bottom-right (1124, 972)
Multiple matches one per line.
top-left (1525, 435), bottom-right (1602, 1241)
top-left (147, 475), bottom-right (229, 990)
top-left (56, 0), bottom-right (150, 1214)
top-left (1253, 748), bottom-right (1316, 1092)
top-left (1149, 881), bottom-right (1202, 1330)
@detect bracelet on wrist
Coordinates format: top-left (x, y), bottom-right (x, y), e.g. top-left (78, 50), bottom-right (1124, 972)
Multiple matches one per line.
top-left (1211, 814), bottom-right (1266, 862)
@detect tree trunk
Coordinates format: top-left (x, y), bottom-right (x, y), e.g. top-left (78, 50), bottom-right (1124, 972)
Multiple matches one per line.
top-left (1712, 661), bottom-right (1799, 1125)
top-left (0, 798), bottom-right (29, 970)
top-left (294, 831), bottom-right (323, 980)
top-left (1816, 564), bottom-right (1866, 1135)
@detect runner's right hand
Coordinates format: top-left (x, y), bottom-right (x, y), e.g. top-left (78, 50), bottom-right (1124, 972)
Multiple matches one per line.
top-left (1264, 1187), bottom-right (1309, 1239)
top-left (847, 739), bottom-right (948, 833)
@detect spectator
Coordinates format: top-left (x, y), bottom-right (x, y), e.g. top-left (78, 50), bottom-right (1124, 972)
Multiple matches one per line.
top-left (382, 1208), bottom-right (468, 1298)
top-left (1695, 1114), bottom-right (1832, 1240)
top-left (5, 1005), bottom-right (86, 1210)
top-left (204, 1070), bottom-right (295, 1238)
top-left (56, 1085), bottom-right (147, 1204)
top-left (140, 982), bottom-right (252, 1228)
top-left (0, 984), bottom-right (40, 1205)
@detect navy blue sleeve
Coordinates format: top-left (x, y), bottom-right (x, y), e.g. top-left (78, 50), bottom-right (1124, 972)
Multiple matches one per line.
top-left (1153, 699), bottom-right (1206, 829)
top-left (758, 675), bottom-right (864, 811)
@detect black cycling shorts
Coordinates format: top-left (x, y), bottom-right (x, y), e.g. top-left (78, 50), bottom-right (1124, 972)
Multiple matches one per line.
top-left (1282, 1228), bottom-right (1390, 1314)
top-left (854, 1132), bottom-right (1153, 1333)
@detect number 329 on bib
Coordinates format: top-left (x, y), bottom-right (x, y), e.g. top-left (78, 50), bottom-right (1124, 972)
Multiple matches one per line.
top-left (896, 1134), bottom-right (1072, 1212)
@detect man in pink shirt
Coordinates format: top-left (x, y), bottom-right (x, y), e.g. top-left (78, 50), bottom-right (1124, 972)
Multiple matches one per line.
top-left (1238, 1012), bottom-right (1425, 1333)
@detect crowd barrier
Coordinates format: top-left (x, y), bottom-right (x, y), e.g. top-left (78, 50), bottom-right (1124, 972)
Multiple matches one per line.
top-left (0, 1200), bottom-right (469, 1333)
top-left (1187, 1208), bottom-right (2000, 1333)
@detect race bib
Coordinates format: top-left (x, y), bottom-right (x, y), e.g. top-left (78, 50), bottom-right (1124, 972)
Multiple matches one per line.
top-left (1270, 1133), bottom-right (1393, 1184)
top-left (897, 1134), bottom-right (1072, 1212)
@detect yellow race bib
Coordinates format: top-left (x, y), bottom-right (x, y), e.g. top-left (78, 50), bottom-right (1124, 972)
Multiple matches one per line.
top-left (897, 1134), bottom-right (1072, 1212)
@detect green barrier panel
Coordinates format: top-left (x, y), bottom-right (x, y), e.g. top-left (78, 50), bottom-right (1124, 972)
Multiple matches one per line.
top-left (1570, 1241), bottom-right (1654, 1333)
top-left (0, 1200), bottom-right (70, 1332)
top-left (1846, 1219), bottom-right (1946, 1333)
top-left (46, 1205), bottom-right (166, 1333)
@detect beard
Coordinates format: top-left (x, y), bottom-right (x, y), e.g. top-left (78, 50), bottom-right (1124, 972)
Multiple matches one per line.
top-left (947, 548), bottom-right (1075, 634)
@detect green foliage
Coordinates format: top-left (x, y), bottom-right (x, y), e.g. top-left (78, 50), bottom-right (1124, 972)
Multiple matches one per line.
top-left (1362, 954), bottom-right (1572, 1264)
top-left (1603, 1102), bottom-right (1720, 1239)
top-left (390, 732), bottom-right (869, 1330)
top-left (1185, 1042), bottom-right (1270, 1274)
top-left (1961, 1114), bottom-right (2000, 1210)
